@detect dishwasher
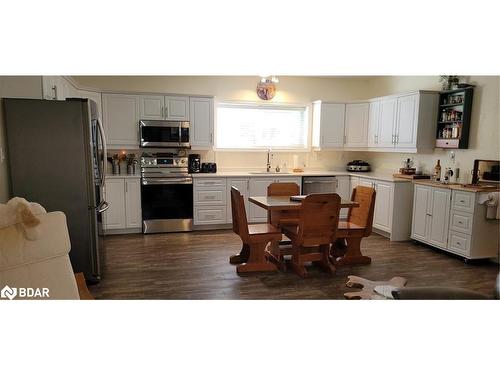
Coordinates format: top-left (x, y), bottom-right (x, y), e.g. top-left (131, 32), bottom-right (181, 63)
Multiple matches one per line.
top-left (302, 176), bottom-right (338, 194)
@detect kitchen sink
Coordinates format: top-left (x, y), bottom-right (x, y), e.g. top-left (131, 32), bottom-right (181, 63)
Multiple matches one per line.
top-left (248, 171), bottom-right (293, 175)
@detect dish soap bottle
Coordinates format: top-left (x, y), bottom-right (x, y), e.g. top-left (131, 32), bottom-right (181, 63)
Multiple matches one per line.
top-left (433, 160), bottom-right (442, 182)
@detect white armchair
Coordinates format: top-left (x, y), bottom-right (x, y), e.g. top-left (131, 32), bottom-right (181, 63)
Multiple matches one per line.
top-left (0, 210), bottom-right (91, 300)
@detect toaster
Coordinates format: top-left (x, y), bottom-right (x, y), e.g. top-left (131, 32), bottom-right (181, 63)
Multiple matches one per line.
top-left (201, 162), bottom-right (217, 173)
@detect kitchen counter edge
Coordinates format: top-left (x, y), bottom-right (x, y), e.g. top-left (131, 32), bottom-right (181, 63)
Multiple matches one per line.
top-left (191, 171), bottom-right (410, 182)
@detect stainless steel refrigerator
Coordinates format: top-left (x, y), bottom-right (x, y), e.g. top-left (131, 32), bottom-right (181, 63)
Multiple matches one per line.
top-left (3, 98), bottom-right (108, 282)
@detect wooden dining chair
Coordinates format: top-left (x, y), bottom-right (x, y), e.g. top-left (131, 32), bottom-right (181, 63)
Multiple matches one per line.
top-left (334, 186), bottom-right (376, 265)
top-left (229, 186), bottom-right (282, 273)
top-left (266, 182), bottom-right (301, 265)
top-left (266, 182), bottom-right (300, 225)
top-left (282, 193), bottom-right (341, 277)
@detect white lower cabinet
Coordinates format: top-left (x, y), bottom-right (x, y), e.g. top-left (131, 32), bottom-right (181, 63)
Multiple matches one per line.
top-left (411, 185), bottom-right (499, 259)
top-left (103, 179), bottom-right (126, 230)
top-left (351, 176), bottom-right (413, 241)
top-left (411, 185), bottom-right (451, 250)
top-left (248, 178), bottom-right (278, 223)
top-left (336, 175), bottom-right (350, 218)
top-left (193, 178), bottom-right (227, 225)
top-left (103, 178), bottom-right (142, 232)
top-left (124, 180), bottom-right (142, 228)
top-left (372, 181), bottom-right (393, 233)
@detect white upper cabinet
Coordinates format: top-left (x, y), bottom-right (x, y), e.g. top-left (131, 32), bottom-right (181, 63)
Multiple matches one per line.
top-left (42, 76), bottom-right (77, 100)
top-left (139, 95), bottom-right (189, 121)
top-left (77, 89), bottom-right (103, 120)
top-left (190, 97), bottom-right (214, 149)
top-left (366, 91), bottom-right (438, 152)
top-left (102, 93), bottom-right (140, 147)
top-left (312, 101), bottom-right (345, 149)
top-left (377, 98), bottom-right (398, 148)
top-left (367, 101), bottom-right (380, 147)
top-left (344, 103), bottom-right (369, 148)
top-left (139, 95), bottom-right (164, 120)
top-left (395, 94), bottom-right (418, 148)
top-left (165, 96), bottom-right (189, 121)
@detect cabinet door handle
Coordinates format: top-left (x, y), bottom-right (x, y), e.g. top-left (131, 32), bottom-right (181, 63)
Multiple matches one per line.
top-left (458, 221), bottom-right (463, 224)
top-left (343, 135), bottom-right (347, 144)
top-left (52, 85), bottom-right (58, 100)
top-left (210, 133), bottom-right (213, 143)
top-left (165, 105), bottom-right (168, 119)
top-left (161, 106), bottom-right (164, 118)
top-left (459, 200), bottom-right (465, 203)
top-left (395, 134), bottom-right (399, 144)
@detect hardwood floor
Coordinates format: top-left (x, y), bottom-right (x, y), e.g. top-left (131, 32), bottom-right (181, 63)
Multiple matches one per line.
top-left (89, 231), bottom-right (499, 299)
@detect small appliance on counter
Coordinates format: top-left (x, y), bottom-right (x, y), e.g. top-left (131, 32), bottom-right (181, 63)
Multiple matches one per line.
top-left (188, 154), bottom-right (201, 173)
top-left (201, 162), bottom-right (217, 173)
top-left (346, 160), bottom-right (371, 172)
top-left (399, 158), bottom-right (416, 175)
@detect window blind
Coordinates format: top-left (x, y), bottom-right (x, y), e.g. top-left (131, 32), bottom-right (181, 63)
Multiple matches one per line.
top-left (216, 103), bottom-right (308, 149)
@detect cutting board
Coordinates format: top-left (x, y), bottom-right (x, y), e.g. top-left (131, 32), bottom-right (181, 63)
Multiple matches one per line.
top-left (393, 173), bottom-right (431, 180)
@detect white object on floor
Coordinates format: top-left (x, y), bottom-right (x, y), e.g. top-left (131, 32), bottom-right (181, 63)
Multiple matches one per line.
top-left (0, 210), bottom-right (79, 299)
top-left (374, 284), bottom-right (398, 299)
top-left (0, 197), bottom-right (47, 240)
top-left (478, 192), bottom-right (500, 220)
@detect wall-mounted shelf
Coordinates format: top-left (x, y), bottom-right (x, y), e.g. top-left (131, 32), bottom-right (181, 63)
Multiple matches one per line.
top-left (435, 87), bottom-right (473, 149)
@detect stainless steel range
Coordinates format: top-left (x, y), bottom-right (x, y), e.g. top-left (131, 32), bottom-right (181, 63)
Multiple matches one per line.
top-left (141, 152), bottom-right (193, 233)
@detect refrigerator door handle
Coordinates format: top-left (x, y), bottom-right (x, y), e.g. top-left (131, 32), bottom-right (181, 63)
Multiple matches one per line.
top-left (96, 118), bottom-right (107, 186)
top-left (96, 200), bottom-right (109, 213)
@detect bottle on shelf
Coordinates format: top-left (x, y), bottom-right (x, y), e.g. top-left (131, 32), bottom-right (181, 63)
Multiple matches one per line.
top-left (433, 159), bottom-right (442, 182)
top-left (441, 109), bottom-right (447, 122)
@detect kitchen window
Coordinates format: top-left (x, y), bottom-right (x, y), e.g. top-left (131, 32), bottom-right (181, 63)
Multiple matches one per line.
top-left (215, 102), bottom-right (309, 150)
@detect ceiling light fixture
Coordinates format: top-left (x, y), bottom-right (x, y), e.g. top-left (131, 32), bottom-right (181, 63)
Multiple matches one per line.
top-left (257, 76), bottom-right (279, 100)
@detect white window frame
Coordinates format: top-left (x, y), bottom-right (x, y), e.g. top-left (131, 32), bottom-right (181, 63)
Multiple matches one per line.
top-left (214, 100), bottom-right (312, 152)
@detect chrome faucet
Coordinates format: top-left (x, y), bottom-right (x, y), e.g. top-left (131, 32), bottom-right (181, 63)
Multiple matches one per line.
top-left (266, 149), bottom-right (273, 172)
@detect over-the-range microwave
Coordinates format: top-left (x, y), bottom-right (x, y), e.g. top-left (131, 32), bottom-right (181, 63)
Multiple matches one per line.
top-left (139, 120), bottom-right (190, 148)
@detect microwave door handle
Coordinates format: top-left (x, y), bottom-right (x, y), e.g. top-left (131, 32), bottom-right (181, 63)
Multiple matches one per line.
top-left (179, 123), bottom-right (182, 147)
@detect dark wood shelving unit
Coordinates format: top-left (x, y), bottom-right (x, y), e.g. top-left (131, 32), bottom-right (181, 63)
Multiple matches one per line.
top-left (435, 87), bottom-right (473, 149)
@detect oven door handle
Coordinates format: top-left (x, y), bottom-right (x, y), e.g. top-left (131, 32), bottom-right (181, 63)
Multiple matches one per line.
top-left (142, 178), bottom-right (193, 185)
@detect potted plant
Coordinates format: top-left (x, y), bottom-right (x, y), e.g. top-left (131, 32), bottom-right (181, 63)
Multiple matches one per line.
top-left (439, 75), bottom-right (461, 90)
top-left (126, 153), bottom-right (138, 175)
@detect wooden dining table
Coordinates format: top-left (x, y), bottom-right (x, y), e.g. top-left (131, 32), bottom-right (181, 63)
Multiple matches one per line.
top-left (246, 195), bottom-right (371, 267)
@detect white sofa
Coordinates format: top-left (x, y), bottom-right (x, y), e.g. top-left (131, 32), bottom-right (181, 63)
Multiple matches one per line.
top-left (0, 211), bottom-right (81, 300)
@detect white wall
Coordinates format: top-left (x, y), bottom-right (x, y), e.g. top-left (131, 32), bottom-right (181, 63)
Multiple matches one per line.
top-left (0, 76), bottom-right (43, 203)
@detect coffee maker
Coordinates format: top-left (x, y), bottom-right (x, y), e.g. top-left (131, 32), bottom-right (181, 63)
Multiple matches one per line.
top-left (188, 154), bottom-right (201, 173)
